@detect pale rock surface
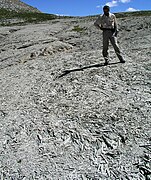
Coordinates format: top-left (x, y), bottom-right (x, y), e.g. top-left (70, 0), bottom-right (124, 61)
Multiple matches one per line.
top-left (0, 0), bottom-right (40, 12)
top-left (0, 15), bottom-right (151, 179)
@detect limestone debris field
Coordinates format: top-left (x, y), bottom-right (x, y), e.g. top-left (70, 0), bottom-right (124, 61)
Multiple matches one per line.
top-left (0, 14), bottom-right (151, 179)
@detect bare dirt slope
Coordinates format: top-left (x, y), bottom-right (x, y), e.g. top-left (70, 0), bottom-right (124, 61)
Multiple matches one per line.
top-left (0, 15), bottom-right (151, 179)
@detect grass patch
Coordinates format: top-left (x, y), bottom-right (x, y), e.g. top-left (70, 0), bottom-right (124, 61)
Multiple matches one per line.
top-left (87, 10), bottom-right (151, 19)
top-left (0, 8), bottom-right (58, 26)
top-left (0, 9), bottom-right (150, 26)
top-left (71, 25), bottom-right (86, 32)
top-left (115, 10), bottom-right (151, 18)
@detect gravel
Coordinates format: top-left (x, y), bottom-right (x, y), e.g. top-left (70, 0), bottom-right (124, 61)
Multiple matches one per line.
top-left (0, 15), bottom-right (151, 179)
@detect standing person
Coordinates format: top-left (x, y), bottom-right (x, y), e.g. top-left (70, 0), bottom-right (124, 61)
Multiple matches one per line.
top-left (94, 5), bottom-right (125, 65)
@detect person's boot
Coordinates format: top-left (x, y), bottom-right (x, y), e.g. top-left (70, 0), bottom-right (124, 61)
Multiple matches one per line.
top-left (119, 58), bottom-right (125, 63)
top-left (104, 58), bottom-right (109, 65)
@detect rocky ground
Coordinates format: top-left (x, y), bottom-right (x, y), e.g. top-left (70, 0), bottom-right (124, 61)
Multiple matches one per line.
top-left (0, 0), bottom-right (40, 12)
top-left (0, 14), bottom-right (151, 179)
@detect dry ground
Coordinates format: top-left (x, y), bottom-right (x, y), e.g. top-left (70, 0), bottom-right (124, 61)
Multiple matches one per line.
top-left (0, 15), bottom-right (151, 179)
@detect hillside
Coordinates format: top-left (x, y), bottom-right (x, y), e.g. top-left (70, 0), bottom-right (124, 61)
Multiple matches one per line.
top-left (0, 11), bottom-right (151, 179)
top-left (0, 0), bottom-right (40, 12)
top-left (0, 8), bottom-right (58, 26)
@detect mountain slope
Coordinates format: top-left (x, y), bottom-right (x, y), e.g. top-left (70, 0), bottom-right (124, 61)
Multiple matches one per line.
top-left (0, 12), bottom-right (151, 179)
top-left (0, 0), bottom-right (40, 12)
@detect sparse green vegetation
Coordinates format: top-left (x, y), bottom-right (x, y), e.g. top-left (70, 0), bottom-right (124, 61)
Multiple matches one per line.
top-left (86, 10), bottom-right (151, 19)
top-left (71, 25), bottom-right (86, 32)
top-left (0, 8), bottom-right (58, 26)
top-left (0, 9), bottom-right (151, 26)
top-left (115, 10), bottom-right (151, 18)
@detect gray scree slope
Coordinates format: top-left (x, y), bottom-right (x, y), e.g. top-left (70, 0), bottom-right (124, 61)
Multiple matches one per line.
top-left (0, 0), bottom-right (40, 12)
top-left (0, 15), bottom-right (151, 179)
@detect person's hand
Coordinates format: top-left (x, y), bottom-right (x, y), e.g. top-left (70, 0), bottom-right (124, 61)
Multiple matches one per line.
top-left (113, 29), bottom-right (119, 37)
top-left (94, 23), bottom-right (103, 31)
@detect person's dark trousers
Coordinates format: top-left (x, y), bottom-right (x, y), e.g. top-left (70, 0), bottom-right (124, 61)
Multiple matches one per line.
top-left (102, 30), bottom-right (124, 62)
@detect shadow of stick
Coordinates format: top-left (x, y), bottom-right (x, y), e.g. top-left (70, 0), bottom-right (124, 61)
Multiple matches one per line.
top-left (58, 62), bottom-right (121, 78)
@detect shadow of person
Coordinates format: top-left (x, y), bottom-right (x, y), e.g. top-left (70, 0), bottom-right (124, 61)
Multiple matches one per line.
top-left (58, 61), bottom-right (121, 78)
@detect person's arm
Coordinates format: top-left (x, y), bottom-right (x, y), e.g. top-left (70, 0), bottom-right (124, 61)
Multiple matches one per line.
top-left (94, 16), bottom-right (103, 30)
top-left (113, 15), bottom-right (119, 36)
top-left (114, 15), bottom-right (118, 31)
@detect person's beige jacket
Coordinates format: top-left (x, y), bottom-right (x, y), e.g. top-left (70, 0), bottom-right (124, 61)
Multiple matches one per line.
top-left (94, 13), bottom-right (118, 30)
